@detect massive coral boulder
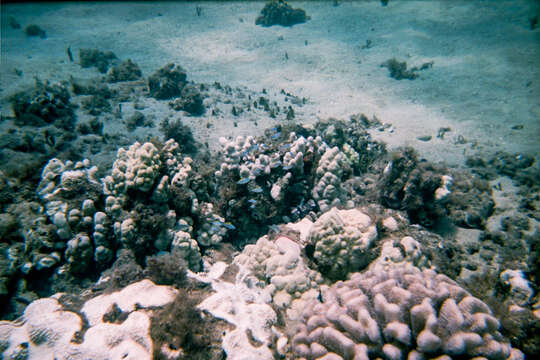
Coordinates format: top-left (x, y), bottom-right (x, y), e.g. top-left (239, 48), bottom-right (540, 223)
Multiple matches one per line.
top-left (290, 266), bottom-right (523, 360)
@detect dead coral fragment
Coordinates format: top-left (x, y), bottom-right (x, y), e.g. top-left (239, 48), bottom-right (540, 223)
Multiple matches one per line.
top-left (256, 0), bottom-right (310, 27)
top-left (79, 48), bottom-right (118, 73)
top-left (381, 58), bottom-right (433, 80)
top-left (10, 80), bottom-right (76, 131)
top-left (106, 59), bottom-right (142, 83)
top-left (148, 63), bottom-right (187, 100)
top-left (169, 84), bottom-right (205, 115)
top-left (24, 24), bottom-right (46, 38)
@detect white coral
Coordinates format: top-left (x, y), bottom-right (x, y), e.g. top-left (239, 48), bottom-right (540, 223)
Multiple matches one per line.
top-left (235, 235), bottom-right (322, 307)
top-left (0, 280), bottom-right (177, 360)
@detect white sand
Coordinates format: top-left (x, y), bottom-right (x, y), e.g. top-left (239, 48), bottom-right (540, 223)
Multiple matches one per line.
top-left (1, 1), bottom-right (539, 165)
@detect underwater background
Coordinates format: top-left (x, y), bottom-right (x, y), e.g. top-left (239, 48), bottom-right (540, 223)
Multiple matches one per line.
top-left (0, 1), bottom-right (539, 359)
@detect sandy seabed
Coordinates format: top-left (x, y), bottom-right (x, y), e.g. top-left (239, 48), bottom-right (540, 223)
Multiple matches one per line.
top-left (1, 0), bottom-right (539, 165)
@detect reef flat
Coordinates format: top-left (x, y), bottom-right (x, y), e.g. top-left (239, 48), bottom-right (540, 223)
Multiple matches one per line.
top-left (1, 1), bottom-right (539, 359)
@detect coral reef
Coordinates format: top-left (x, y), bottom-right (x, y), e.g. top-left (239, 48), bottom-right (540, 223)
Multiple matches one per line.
top-left (10, 80), bottom-right (76, 131)
top-left (169, 83), bottom-right (205, 115)
top-left (256, 0), bottom-right (310, 27)
top-left (0, 51), bottom-right (536, 360)
top-left (79, 48), bottom-right (118, 73)
top-left (106, 59), bottom-right (142, 83)
top-left (290, 266), bottom-right (523, 360)
top-left (148, 63), bottom-right (187, 100)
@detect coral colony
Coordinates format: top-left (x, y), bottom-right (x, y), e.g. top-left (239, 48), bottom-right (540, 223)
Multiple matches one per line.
top-left (1, 1), bottom-right (539, 359)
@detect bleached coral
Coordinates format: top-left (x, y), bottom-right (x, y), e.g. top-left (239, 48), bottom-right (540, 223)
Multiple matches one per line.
top-left (0, 280), bottom-right (177, 360)
top-left (195, 262), bottom-right (276, 360)
top-left (290, 266), bottom-right (523, 360)
top-left (235, 235), bottom-right (322, 308)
